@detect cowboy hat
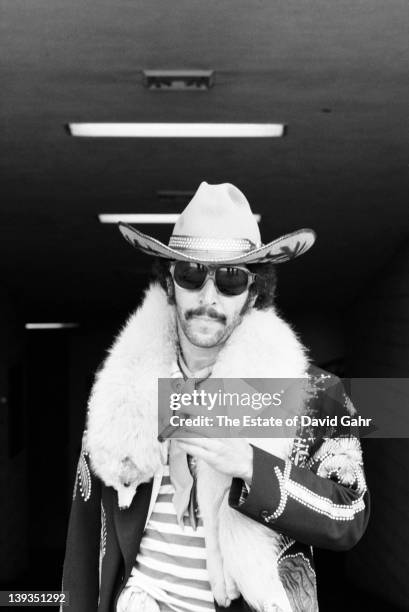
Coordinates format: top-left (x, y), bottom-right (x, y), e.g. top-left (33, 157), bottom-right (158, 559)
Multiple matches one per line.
top-left (118, 182), bottom-right (316, 264)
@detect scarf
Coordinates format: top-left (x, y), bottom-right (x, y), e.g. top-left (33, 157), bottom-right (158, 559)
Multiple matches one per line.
top-left (169, 351), bottom-right (213, 529)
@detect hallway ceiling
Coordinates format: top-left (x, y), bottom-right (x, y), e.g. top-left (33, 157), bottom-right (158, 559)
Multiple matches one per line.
top-left (1, 1), bottom-right (408, 322)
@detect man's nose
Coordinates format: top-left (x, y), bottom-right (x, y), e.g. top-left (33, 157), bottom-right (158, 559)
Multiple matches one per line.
top-left (199, 276), bottom-right (218, 303)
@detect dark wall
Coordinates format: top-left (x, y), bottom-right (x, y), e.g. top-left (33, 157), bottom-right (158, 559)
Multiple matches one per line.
top-left (345, 240), bottom-right (409, 610)
top-left (0, 287), bottom-right (27, 583)
top-left (1, 320), bottom-right (113, 590)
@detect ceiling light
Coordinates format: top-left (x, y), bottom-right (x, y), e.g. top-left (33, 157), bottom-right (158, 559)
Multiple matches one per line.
top-left (142, 70), bottom-right (214, 90)
top-left (67, 123), bottom-right (285, 138)
top-left (98, 213), bottom-right (261, 224)
top-left (99, 214), bottom-right (180, 224)
top-left (25, 323), bottom-right (79, 330)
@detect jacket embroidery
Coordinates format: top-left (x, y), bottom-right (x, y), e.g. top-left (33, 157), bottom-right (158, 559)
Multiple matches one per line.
top-left (291, 437), bottom-right (310, 467)
top-left (265, 460), bottom-right (292, 522)
top-left (308, 436), bottom-right (366, 493)
top-left (284, 479), bottom-right (366, 521)
top-left (99, 501), bottom-right (107, 587)
top-left (73, 432), bottom-right (92, 502)
top-left (277, 534), bottom-right (296, 561)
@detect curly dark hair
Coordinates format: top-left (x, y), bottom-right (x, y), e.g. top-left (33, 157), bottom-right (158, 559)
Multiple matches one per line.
top-left (150, 257), bottom-right (277, 310)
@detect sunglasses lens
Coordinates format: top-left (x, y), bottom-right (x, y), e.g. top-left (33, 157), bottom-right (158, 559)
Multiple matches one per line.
top-left (216, 267), bottom-right (250, 295)
top-left (173, 262), bottom-right (251, 296)
top-left (173, 262), bottom-right (207, 290)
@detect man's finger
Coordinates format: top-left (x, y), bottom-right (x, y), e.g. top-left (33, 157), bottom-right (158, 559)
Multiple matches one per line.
top-left (176, 440), bottom-right (215, 462)
top-left (169, 427), bottom-right (216, 441)
top-left (173, 434), bottom-right (222, 450)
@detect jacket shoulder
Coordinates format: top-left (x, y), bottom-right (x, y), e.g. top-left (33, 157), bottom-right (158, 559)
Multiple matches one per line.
top-left (306, 365), bottom-right (354, 419)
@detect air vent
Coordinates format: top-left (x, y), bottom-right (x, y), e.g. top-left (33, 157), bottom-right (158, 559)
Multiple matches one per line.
top-left (156, 190), bottom-right (195, 206)
top-left (142, 70), bottom-right (214, 91)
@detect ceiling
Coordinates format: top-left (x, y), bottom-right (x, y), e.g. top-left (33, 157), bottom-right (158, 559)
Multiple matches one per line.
top-left (1, 0), bottom-right (408, 324)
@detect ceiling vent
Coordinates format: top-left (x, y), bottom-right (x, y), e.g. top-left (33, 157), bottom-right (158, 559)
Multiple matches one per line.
top-left (156, 190), bottom-right (195, 205)
top-left (142, 70), bottom-right (214, 91)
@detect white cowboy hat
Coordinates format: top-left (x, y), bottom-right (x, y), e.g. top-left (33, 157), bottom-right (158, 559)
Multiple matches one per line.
top-left (119, 182), bottom-right (316, 264)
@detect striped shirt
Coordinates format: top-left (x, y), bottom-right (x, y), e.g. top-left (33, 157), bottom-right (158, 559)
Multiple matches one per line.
top-left (121, 463), bottom-right (215, 612)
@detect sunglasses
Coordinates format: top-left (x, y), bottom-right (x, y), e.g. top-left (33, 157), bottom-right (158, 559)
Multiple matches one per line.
top-left (171, 261), bottom-right (256, 296)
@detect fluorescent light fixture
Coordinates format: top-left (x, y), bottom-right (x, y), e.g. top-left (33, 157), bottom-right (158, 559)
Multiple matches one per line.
top-left (67, 123), bottom-right (285, 138)
top-left (25, 323), bottom-right (79, 330)
top-left (99, 213), bottom-right (180, 224)
top-left (98, 213), bottom-right (261, 224)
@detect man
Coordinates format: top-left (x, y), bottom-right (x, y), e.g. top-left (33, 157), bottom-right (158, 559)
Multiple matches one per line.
top-left (62, 182), bottom-right (369, 612)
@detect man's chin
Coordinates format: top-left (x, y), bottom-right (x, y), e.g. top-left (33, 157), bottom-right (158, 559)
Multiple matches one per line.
top-left (188, 333), bottom-right (222, 348)
top-left (184, 324), bottom-right (225, 348)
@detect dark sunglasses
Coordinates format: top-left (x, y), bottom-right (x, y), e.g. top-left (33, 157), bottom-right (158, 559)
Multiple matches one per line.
top-left (171, 261), bottom-right (256, 296)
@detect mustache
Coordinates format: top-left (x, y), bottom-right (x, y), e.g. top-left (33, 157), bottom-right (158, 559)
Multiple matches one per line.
top-left (185, 306), bottom-right (226, 324)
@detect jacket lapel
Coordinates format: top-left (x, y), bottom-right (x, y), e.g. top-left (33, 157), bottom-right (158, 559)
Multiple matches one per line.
top-left (112, 479), bottom-right (153, 579)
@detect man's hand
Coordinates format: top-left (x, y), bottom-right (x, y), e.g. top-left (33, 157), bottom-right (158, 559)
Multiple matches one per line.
top-left (175, 436), bottom-right (253, 485)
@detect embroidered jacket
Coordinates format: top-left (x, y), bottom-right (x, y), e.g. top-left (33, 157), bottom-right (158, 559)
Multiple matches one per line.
top-left (61, 284), bottom-right (369, 611)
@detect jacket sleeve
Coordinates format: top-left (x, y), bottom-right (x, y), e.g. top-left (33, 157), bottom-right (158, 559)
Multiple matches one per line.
top-left (228, 377), bottom-right (370, 551)
top-left (61, 432), bottom-right (102, 612)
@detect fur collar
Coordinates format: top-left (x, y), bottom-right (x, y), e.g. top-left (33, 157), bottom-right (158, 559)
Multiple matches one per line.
top-left (86, 282), bottom-right (309, 507)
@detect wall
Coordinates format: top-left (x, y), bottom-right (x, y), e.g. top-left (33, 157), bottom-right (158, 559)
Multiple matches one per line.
top-left (0, 287), bottom-right (27, 583)
top-left (291, 310), bottom-right (346, 370)
top-left (345, 240), bottom-right (409, 610)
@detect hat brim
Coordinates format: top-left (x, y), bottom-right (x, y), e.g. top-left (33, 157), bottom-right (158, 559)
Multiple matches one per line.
top-left (118, 223), bottom-right (316, 264)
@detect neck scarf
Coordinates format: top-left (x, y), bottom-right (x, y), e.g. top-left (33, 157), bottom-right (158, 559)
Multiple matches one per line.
top-left (168, 350), bottom-right (213, 530)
